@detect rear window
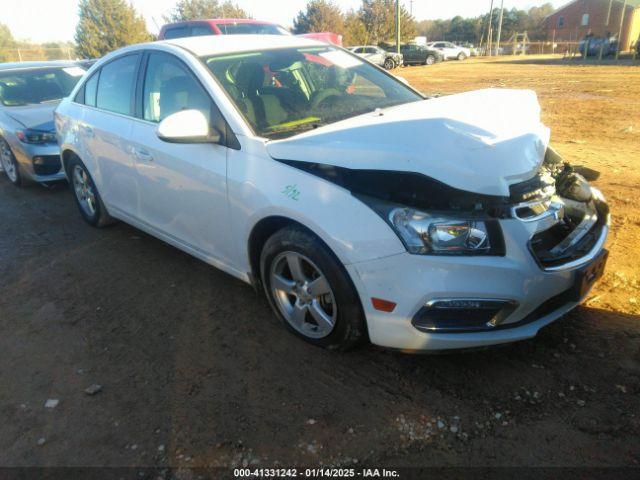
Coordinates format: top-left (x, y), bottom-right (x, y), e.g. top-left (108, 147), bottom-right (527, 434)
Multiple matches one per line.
top-left (0, 66), bottom-right (85, 107)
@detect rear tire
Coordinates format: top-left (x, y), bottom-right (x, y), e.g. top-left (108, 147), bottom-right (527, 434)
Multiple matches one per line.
top-left (0, 138), bottom-right (25, 187)
top-left (425, 55), bottom-right (436, 65)
top-left (260, 226), bottom-right (367, 351)
top-left (66, 155), bottom-right (115, 228)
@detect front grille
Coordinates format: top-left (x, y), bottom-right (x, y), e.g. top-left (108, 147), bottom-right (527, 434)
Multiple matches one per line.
top-left (529, 199), bottom-right (607, 269)
top-left (32, 155), bottom-right (62, 176)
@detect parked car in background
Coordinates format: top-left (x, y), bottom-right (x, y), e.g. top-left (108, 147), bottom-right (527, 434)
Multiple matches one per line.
top-left (0, 61), bottom-right (86, 186)
top-left (298, 32), bottom-right (342, 46)
top-left (158, 18), bottom-right (290, 40)
top-left (397, 44), bottom-right (444, 65)
top-left (459, 42), bottom-right (479, 56)
top-left (347, 45), bottom-right (403, 69)
top-left (56, 35), bottom-right (609, 353)
top-left (578, 37), bottom-right (617, 57)
top-left (427, 41), bottom-right (471, 60)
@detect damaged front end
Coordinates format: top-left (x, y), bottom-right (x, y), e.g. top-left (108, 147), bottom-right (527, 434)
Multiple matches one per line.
top-left (510, 146), bottom-right (609, 270)
top-left (280, 144), bottom-right (609, 268)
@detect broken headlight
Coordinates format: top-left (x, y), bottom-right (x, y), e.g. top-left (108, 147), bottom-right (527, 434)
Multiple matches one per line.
top-left (388, 207), bottom-right (504, 256)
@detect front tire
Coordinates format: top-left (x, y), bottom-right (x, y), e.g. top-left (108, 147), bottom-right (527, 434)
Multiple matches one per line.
top-left (383, 58), bottom-right (395, 70)
top-left (260, 226), bottom-right (367, 351)
top-left (425, 55), bottom-right (436, 65)
top-left (66, 155), bottom-right (114, 228)
top-left (457, 52), bottom-right (467, 60)
top-left (0, 138), bottom-right (24, 186)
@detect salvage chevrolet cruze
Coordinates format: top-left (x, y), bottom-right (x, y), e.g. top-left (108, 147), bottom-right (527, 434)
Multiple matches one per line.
top-left (55, 35), bottom-right (609, 352)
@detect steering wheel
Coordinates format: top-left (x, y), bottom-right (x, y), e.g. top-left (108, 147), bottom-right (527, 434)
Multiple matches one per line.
top-left (310, 88), bottom-right (342, 109)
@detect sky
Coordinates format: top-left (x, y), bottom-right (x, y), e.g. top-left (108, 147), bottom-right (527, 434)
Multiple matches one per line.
top-left (4, 0), bottom-right (567, 43)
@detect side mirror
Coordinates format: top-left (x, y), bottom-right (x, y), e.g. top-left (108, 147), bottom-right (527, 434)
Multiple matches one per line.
top-left (156, 109), bottom-right (221, 144)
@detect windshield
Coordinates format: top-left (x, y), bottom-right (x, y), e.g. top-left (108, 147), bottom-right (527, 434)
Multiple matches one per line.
top-left (216, 23), bottom-right (289, 35)
top-left (0, 66), bottom-right (86, 107)
top-left (203, 46), bottom-right (422, 139)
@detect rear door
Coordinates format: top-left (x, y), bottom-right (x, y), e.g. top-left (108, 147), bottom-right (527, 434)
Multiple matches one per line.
top-left (129, 51), bottom-right (234, 265)
top-left (80, 53), bottom-right (141, 217)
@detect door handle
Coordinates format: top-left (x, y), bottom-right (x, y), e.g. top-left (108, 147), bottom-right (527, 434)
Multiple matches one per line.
top-left (133, 148), bottom-right (153, 162)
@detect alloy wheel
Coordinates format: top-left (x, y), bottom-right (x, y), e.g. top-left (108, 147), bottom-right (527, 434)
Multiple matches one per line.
top-left (72, 165), bottom-right (97, 218)
top-left (269, 251), bottom-right (337, 339)
top-left (0, 140), bottom-right (18, 183)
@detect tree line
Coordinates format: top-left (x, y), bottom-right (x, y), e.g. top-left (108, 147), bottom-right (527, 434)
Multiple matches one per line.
top-left (416, 4), bottom-right (555, 45)
top-left (0, 0), bottom-right (557, 61)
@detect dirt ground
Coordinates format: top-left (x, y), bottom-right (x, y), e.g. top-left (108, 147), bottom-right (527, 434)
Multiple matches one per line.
top-left (1, 55), bottom-right (639, 475)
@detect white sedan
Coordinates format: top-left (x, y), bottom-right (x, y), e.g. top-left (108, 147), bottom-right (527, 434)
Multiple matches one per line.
top-left (55, 35), bottom-right (609, 352)
top-left (427, 41), bottom-right (471, 60)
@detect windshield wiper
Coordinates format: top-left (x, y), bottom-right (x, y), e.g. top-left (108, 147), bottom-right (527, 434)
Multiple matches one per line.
top-left (266, 121), bottom-right (324, 138)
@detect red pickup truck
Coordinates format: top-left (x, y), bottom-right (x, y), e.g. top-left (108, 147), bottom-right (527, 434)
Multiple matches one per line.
top-left (158, 19), bottom-right (290, 40)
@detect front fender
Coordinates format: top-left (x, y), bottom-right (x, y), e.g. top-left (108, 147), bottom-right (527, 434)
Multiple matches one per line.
top-left (227, 144), bottom-right (405, 274)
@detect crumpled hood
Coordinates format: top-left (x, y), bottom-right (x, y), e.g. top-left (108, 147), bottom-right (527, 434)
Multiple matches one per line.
top-left (5, 103), bottom-right (58, 132)
top-left (266, 88), bottom-right (550, 197)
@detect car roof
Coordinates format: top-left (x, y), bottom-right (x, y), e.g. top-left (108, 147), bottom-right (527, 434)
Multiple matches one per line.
top-left (0, 60), bottom-right (84, 72)
top-left (158, 34), bottom-right (325, 57)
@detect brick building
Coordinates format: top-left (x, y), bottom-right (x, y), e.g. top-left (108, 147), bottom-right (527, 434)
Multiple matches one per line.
top-left (545, 0), bottom-right (640, 51)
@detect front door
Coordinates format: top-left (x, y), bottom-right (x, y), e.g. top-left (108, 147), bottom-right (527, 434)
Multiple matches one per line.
top-left (130, 51), bottom-right (234, 267)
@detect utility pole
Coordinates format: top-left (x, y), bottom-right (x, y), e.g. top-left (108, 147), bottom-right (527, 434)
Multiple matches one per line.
top-left (487, 0), bottom-right (495, 56)
top-left (495, 0), bottom-right (504, 56)
top-left (396, 0), bottom-right (401, 54)
top-left (615, 0), bottom-right (628, 60)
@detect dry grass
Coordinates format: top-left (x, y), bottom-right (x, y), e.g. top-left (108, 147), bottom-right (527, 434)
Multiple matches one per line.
top-left (401, 55), bottom-right (640, 316)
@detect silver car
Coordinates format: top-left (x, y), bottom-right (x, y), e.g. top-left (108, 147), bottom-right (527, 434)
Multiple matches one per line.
top-left (0, 61), bottom-right (86, 186)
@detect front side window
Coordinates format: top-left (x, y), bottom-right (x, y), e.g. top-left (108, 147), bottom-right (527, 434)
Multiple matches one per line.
top-left (142, 52), bottom-right (212, 123)
top-left (96, 55), bottom-right (139, 116)
top-left (0, 66), bottom-right (85, 107)
top-left (203, 46), bottom-right (422, 139)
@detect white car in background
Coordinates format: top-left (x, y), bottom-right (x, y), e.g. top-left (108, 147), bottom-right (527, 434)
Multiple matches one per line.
top-left (55, 35), bottom-right (609, 352)
top-left (347, 45), bottom-right (403, 70)
top-left (427, 41), bottom-right (471, 60)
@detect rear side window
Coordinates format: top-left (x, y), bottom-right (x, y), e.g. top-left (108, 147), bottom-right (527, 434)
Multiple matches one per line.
top-left (96, 55), bottom-right (139, 116)
top-left (142, 52), bottom-right (213, 123)
top-left (190, 25), bottom-right (213, 36)
top-left (84, 72), bottom-right (99, 106)
top-left (163, 26), bottom-right (190, 39)
top-left (214, 23), bottom-right (287, 35)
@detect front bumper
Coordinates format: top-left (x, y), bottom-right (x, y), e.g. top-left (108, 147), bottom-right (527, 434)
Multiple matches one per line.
top-left (347, 208), bottom-right (609, 352)
top-left (6, 135), bottom-right (65, 182)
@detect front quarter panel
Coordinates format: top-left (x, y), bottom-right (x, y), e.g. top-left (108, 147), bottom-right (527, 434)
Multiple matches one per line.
top-left (227, 136), bottom-right (405, 274)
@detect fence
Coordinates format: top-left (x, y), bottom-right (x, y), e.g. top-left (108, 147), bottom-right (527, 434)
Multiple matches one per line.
top-left (0, 47), bottom-right (76, 62)
top-left (478, 40), bottom-right (638, 58)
